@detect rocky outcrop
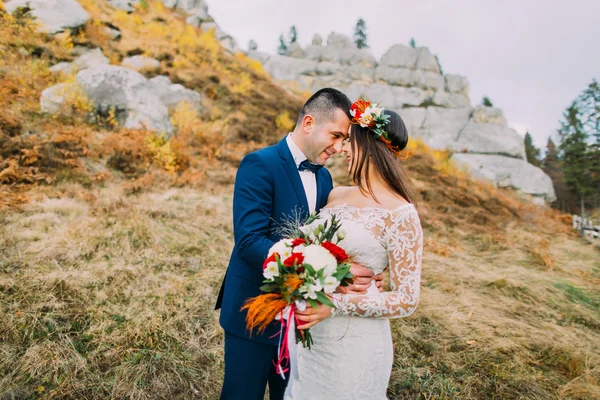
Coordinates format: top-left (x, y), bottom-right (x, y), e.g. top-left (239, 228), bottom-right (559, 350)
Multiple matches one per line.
top-left (5, 0), bottom-right (89, 34)
top-left (452, 154), bottom-right (556, 204)
top-left (246, 33), bottom-right (556, 203)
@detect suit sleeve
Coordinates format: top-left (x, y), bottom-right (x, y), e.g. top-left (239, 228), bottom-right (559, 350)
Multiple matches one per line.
top-left (233, 152), bottom-right (276, 269)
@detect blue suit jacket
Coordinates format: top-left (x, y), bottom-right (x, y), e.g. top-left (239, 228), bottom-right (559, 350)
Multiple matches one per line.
top-left (216, 137), bottom-right (333, 345)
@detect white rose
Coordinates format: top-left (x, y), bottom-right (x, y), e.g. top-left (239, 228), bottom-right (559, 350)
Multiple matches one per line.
top-left (323, 275), bottom-right (339, 294)
top-left (268, 239), bottom-right (293, 260)
top-left (263, 261), bottom-right (279, 280)
top-left (302, 244), bottom-right (338, 275)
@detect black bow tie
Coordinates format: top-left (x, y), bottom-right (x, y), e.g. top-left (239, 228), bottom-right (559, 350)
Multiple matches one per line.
top-left (298, 159), bottom-right (323, 173)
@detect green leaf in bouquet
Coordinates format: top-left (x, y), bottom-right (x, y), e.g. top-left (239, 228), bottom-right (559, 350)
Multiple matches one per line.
top-left (303, 263), bottom-right (316, 275)
top-left (307, 298), bottom-right (318, 309)
top-left (316, 291), bottom-right (335, 308)
top-left (259, 283), bottom-right (278, 293)
top-left (332, 265), bottom-right (351, 281)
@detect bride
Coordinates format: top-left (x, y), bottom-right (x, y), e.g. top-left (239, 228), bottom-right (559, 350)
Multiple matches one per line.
top-left (284, 101), bottom-right (423, 400)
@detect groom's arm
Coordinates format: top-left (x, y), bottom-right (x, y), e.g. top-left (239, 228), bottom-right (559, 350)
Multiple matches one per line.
top-left (233, 152), bottom-right (276, 269)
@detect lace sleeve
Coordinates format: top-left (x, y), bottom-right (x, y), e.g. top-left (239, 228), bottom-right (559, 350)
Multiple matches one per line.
top-left (330, 206), bottom-right (423, 319)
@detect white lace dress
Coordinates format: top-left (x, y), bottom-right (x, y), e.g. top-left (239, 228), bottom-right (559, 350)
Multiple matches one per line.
top-left (284, 203), bottom-right (423, 400)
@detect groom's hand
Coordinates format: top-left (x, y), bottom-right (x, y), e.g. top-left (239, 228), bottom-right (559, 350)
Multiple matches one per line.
top-left (336, 263), bottom-right (382, 294)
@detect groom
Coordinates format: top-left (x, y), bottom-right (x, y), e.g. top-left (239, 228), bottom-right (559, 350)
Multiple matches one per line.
top-left (215, 88), bottom-right (380, 400)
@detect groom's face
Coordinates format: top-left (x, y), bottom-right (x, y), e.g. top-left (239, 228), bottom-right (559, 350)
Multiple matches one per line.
top-left (304, 108), bottom-right (351, 165)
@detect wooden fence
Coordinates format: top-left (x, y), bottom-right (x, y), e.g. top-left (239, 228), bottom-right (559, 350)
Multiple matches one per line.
top-left (572, 215), bottom-right (600, 247)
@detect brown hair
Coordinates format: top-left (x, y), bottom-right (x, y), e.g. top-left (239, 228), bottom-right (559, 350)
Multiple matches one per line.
top-left (349, 110), bottom-right (416, 204)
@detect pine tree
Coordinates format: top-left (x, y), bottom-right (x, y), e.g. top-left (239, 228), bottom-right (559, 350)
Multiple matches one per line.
top-left (524, 132), bottom-right (541, 166)
top-left (409, 38), bottom-right (416, 48)
top-left (558, 102), bottom-right (594, 218)
top-left (353, 18), bottom-right (368, 49)
top-left (542, 138), bottom-right (569, 211)
top-left (277, 34), bottom-right (287, 55)
top-left (482, 96), bottom-right (493, 107)
top-left (288, 26), bottom-right (297, 44)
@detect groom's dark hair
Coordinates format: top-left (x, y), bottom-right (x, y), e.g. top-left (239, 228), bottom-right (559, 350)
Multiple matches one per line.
top-left (296, 88), bottom-right (352, 125)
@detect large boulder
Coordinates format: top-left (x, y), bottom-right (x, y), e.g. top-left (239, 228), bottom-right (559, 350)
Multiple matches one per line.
top-left (416, 107), bottom-right (472, 148)
top-left (149, 75), bottom-right (202, 111)
top-left (263, 55), bottom-right (318, 82)
top-left (453, 121), bottom-right (526, 159)
top-left (398, 107), bottom-right (427, 136)
top-left (452, 153), bottom-right (557, 204)
top-left (380, 45), bottom-right (418, 69)
top-left (163, 0), bottom-right (208, 13)
top-left (76, 65), bottom-right (174, 134)
top-left (5, 0), bottom-right (89, 34)
top-left (375, 67), bottom-right (445, 91)
top-left (327, 33), bottom-right (353, 49)
top-left (431, 91), bottom-right (471, 109)
top-left (40, 83), bottom-right (80, 114)
top-left (415, 47), bottom-right (441, 73)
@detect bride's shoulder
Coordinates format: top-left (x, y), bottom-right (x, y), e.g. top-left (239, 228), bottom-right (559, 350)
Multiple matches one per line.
top-left (327, 186), bottom-right (353, 204)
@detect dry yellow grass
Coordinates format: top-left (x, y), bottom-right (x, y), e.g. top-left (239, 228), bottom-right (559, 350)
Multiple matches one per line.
top-left (1, 2), bottom-right (600, 399)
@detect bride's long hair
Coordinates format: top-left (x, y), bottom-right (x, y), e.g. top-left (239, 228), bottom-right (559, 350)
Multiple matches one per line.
top-left (349, 110), bottom-right (416, 204)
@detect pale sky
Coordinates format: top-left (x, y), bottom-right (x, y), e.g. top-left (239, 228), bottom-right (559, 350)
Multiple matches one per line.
top-left (209, 0), bottom-right (599, 150)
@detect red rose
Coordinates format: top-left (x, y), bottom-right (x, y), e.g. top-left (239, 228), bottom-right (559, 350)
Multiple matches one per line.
top-left (283, 252), bottom-right (304, 267)
top-left (263, 253), bottom-right (277, 270)
top-left (321, 241), bottom-right (348, 262)
top-left (292, 238), bottom-right (307, 247)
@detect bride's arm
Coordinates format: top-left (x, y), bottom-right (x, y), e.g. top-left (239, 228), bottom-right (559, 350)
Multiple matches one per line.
top-left (295, 207), bottom-right (422, 328)
top-left (330, 207), bottom-right (423, 319)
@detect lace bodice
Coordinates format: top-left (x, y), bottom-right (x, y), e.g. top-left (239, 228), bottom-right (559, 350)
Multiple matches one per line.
top-left (313, 203), bottom-right (423, 319)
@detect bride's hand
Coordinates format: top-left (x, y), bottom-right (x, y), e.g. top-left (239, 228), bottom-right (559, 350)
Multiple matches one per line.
top-left (295, 303), bottom-right (333, 330)
top-left (336, 263), bottom-right (382, 294)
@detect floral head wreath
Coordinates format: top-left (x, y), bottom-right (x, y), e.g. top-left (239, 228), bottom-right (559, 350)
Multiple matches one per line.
top-left (349, 98), bottom-right (403, 157)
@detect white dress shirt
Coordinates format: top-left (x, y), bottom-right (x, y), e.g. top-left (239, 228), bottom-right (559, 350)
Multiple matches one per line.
top-left (286, 134), bottom-right (317, 213)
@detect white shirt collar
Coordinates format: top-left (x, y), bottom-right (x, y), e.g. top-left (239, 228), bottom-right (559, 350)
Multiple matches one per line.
top-left (286, 133), bottom-right (308, 168)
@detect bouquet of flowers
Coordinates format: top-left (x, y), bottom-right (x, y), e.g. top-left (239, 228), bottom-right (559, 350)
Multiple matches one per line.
top-left (242, 213), bottom-right (352, 364)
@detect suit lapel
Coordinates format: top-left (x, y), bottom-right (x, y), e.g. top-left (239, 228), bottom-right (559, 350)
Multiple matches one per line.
top-left (277, 138), bottom-right (309, 215)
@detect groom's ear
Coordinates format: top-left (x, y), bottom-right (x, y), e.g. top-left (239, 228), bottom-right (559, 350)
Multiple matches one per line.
top-left (302, 114), bottom-right (315, 134)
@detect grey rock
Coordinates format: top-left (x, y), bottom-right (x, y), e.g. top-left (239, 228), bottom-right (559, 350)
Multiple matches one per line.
top-left (248, 40), bottom-right (258, 51)
top-left (106, 0), bottom-right (139, 12)
top-left (326, 33), bottom-right (353, 48)
top-left (471, 105), bottom-right (507, 126)
top-left (76, 65), bottom-right (174, 134)
top-left (415, 47), bottom-right (441, 73)
top-left (5, 0), bottom-right (89, 34)
top-left (73, 48), bottom-right (110, 70)
top-left (398, 107), bottom-right (427, 136)
top-left (287, 42), bottom-right (304, 58)
top-left (186, 11), bottom-right (213, 27)
top-left (219, 36), bottom-right (239, 54)
top-left (391, 86), bottom-right (428, 108)
top-left (380, 44), bottom-right (418, 69)
top-left (315, 62), bottom-right (342, 76)
top-left (431, 91), bottom-right (471, 108)
top-left (416, 107), bottom-right (472, 148)
top-left (263, 55), bottom-right (318, 81)
top-left (246, 50), bottom-right (271, 64)
top-left (40, 83), bottom-right (78, 114)
top-left (312, 34), bottom-right (323, 46)
top-left (343, 65), bottom-right (374, 82)
top-left (122, 55), bottom-right (160, 71)
top-left (452, 153), bottom-right (556, 203)
top-left (149, 75), bottom-right (202, 111)
top-left (453, 121), bottom-right (526, 159)
top-left (49, 62), bottom-right (73, 75)
top-left (445, 74), bottom-right (469, 96)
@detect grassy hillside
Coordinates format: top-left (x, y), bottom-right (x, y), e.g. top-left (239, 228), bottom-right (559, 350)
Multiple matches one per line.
top-left (1, 2), bottom-right (599, 399)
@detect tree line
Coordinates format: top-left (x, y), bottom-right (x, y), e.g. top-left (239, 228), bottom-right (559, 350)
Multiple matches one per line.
top-left (524, 79), bottom-right (600, 215)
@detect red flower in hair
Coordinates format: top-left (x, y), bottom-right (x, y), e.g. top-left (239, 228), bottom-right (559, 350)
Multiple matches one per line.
top-left (321, 241), bottom-right (348, 262)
